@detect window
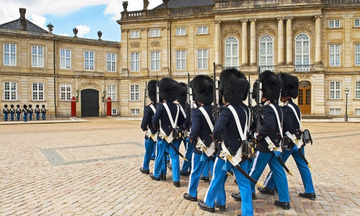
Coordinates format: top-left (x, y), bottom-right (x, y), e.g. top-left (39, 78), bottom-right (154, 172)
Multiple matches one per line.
top-left (176, 28), bottom-right (186, 36)
top-left (84, 51), bottom-right (94, 70)
top-left (225, 37), bottom-right (239, 67)
top-left (150, 51), bottom-right (160, 71)
top-left (60, 49), bottom-right (71, 69)
top-left (4, 82), bottom-right (17, 100)
top-left (198, 49), bottom-right (208, 69)
top-left (329, 44), bottom-right (340, 66)
top-left (107, 85), bottom-right (117, 101)
top-left (356, 109), bottom-right (360, 115)
top-left (329, 20), bottom-right (340, 28)
top-left (32, 83), bottom-right (44, 101)
top-left (60, 84), bottom-right (71, 101)
top-left (131, 109), bottom-right (140, 115)
top-left (329, 81), bottom-right (341, 99)
top-left (197, 26), bottom-right (208, 34)
top-left (3, 43), bottom-right (16, 66)
top-left (176, 50), bottom-right (186, 70)
top-left (259, 35), bottom-right (274, 71)
top-left (295, 33), bottom-right (310, 72)
top-left (150, 29), bottom-right (160, 37)
top-left (356, 81), bottom-right (360, 99)
top-left (31, 46), bottom-right (44, 67)
top-left (356, 44), bottom-right (360, 66)
top-left (130, 53), bottom-right (140, 71)
top-left (329, 108), bottom-right (341, 115)
top-left (106, 53), bottom-right (116, 72)
top-left (130, 84), bottom-right (140, 101)
top-left (355, 18), bottom-right (360, 27)
top-left (130, 30), bottom-right (140, 38)
top-left (112, 109), bottom-right (117, 115)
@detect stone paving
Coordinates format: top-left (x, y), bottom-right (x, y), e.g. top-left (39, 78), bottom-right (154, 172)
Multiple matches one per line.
top-left (0, 117), bottom-right (360, 215)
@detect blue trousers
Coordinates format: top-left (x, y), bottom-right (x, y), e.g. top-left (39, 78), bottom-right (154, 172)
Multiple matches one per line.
top-left (249, 151), bottom-right (290, 202)
top-left (3, 114), bottom-right (8, 121)
top-left (29, 113), bottom-right (33, 120)
top-left (16, 113), bottom-right (20, 121)
top-left (153, 139), bottom-right (181, 181)
top-left (204, 157), bottom-right (253, 215)
top-left (263, 146), bottom-right (315, 194)
top-left (23, 114), bottom-right (28, 122)
top-left (142, 138), bottom-right (156, 171)
top-left (201, 159), bottom-right (212, 178)
top-left (181, 137), bottom-right (194, 172)
top-left (151, 142), bottom-right (156, 159)
top-left (10, 113), bottom-right (14, 121)
top-left (187, 153), bottom-right (214, 197)
top-left (36, 113), bottom-right (40, 120)
top-left (42, 113), bottom-right (46, 120)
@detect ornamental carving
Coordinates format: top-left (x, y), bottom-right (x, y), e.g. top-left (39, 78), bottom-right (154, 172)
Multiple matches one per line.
top-left (257, 25), bottom-right (276, 36)
top-left (130, 41), bottom-right (140, 48)
top-left (223, 27), bottom-right (240, 38)
top-left (293, 24), bottom-right (312, 35)
top-left (80, 80), bottom-right (100, 89)
top-left (150, 40), bottom-right (160, 47)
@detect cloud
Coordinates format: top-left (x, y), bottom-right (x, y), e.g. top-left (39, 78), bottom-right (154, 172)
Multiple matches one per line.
top-left (30, 14), bottom-right (47, 30)
top-left (59, 33), bottom-right (69, 36)
top-left (76, 25), bottom-right (90, 37)
top-left (105, 0), bottom-right (163, 20)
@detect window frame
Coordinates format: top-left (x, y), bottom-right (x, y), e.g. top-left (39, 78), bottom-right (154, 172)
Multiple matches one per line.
top-left (60, 83), bottom-right (72, 101)
top-left (130, 52), bottom-right (140, 71)
top-left (355, 44), bottom-right (360, 66)
top-left (32, 83), bottom-right (44, 101)
top-left (3, 43), bottom-right (16, 66)
top-left (355, 18), bottom-right (360, 27)
top-left (31, 45), bottom-right (44, 67)
top-left (130, 84), bottom-right (140, 101)
top-left (259, 35), bottom-right (274, 70)
top-left (176, 50), bottom-right (186, 70)
top-left (131, 109), bottom-right (140, 115)
top-left (329, 81), bottom-right (341, 99)
top-left (150, 29), bottom-right (161, 37)
top-left (176, 28), bottom-right (186, 36)
top-left (84, 51), bottom-right (95, 71)
top-left (197, 26), bottom-right (208, 35)
top-left (4, 81), bottom-right (17, 100)
top-left (356, 81), bottom-right (360, 99)
top-left (295, 33), bottom-right (311, 71)
top-left (329, 44), bottom-right (341, 66)
top-left (107, 85), bottom-right (117, 101)
top-left (130, 30), bottom-right (140, 38)
top-left (197, 49), bottom-right (208, 69)
top-left (329, 20), bottom-right (340, 28)
top-left (224, 36), bottom-right (239, 67)
top-left (150, 51), bottom-right (160, 71)
top-left (60, 49), bottom-right (71, 70)
top-left (106, 53), bottom-right (116, 72)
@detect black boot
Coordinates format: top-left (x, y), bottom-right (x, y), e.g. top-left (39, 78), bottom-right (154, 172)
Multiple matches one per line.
top-left (274, 200), bottom-right (290, 210)
top-left (257, 186), bottom-right (275, 195)
top-left (299, 192), bottom-right (316, 200)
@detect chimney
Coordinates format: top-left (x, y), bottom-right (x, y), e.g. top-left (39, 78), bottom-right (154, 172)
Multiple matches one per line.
top-left (19, 8), bottom-right (27, 31)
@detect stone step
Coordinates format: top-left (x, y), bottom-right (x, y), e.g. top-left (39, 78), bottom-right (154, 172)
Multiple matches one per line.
top-left (302, 114), bottom-right (333, 119)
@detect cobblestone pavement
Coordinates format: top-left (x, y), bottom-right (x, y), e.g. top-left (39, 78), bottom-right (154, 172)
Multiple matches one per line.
top-left (0, 117), bottom-right (360, 216)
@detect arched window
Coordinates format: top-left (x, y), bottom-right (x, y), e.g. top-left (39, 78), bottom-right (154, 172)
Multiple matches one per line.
top-left (259, 35), bottom-right (274, 71)
top-left (224, 37), bottom-right (239, 67)
top-left (295, 33), bottom-right (310, 71)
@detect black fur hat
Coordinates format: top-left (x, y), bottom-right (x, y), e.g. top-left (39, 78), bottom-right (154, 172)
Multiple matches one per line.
top-left (159, 77), bottom-right (179, 102)
top-left (192, 75), bottom-right (213, 105)
top-left (177, 82), bottom-right (187, 104)
top-left (16, 104), bottom-right (20, 108)
top-left (280, 73), bottom-right (299, 99)
top-left (36, 104), bottom-right (39, 108)
top-left (259, 70), bottom-right (282, 101)
top-left (219, 68), bottom-right (249, 101)
top-left (148, 80), bottom-right (157, 102)
top-left (23, 104), bottom-right (27, 108)
top-left (10, 104), bottom-right (14, 108)
top-left (223, 78), bottom-right (248, 105)
top-left (42, 104), bottom-right (45, 108)
top-left (4, 104), bottom-right (8, 108)
top-left (29, 104), bottom-right (32, 108)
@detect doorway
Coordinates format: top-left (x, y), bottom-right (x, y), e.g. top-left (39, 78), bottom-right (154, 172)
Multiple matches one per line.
top-left (298, 81), bottom-right (311, 114)
top-left (81, 89), bottom-right (99, 117)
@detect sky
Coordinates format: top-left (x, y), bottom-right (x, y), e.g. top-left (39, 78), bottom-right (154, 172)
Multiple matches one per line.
top-left (0, 0), bottom-right (163, 42)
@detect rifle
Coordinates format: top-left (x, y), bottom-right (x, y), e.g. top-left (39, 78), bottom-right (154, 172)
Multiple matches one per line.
top-left (186, 73), bottom-right (193, 119)
top-left (212, 62), bottom-right (221, 121)
top-left (255, 66), bottom-right (262, 131)
top-left (144, 81), bottom-right (147, 107)
top-left (156, 75), bottom-right (159, 107)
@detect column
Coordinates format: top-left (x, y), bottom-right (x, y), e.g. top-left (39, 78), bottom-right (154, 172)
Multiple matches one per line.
top-left (315, 15), bottom-right (323, 64)
top-left (277, 17), bottom-right (284, 65)
top-left (214, 21), bottom-right (221, 65)
top-left (286, 17), bottom-right (293, 65)
top-left (250, 19), bottom-right (257, 66)
top-left (241, 19), bottom-right (248, 66)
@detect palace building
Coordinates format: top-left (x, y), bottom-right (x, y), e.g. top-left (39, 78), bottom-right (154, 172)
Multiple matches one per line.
top-left (1, 0), bottom-right (360, 118)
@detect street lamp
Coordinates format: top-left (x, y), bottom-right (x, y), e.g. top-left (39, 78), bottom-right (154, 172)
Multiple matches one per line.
top-left (102, 90), bottom-right (107, 102)
top-left (345, 87), bottom-right (349, 122)
top-left (76, 89), bottom-right (80, 102)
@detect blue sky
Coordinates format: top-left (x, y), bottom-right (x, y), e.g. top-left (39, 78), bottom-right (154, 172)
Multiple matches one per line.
top-left (0, 0), bottom-right (163, 42)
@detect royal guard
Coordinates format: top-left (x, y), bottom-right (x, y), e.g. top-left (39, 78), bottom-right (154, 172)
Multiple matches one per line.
top-left (28, 104), bottom-right (33, 120)
top-left (10, 104), bottom-right (15, 121)
top-left (34, 104), bottom-right (40, 120)
top-left (22, 104), bottom-right (28, 122)
top-left (41, 104), bottom-right (46, 120)
top-left (151, 78), bottom-right (184, 187)
top-left (16, 104), bottom-right (21, 121)
top-left (3, 104), bottom-right (9, 121)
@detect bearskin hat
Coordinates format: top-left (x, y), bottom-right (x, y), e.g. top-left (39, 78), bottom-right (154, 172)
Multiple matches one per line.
top-left (10, 104), bottom-right (14, 108)
top-left (223, 78), bottom-right (248, 105)
top-left (159, 77), bottom-right (179, 102)
top-left (280, 73), bottom-right (299, 99)
top-left (219, 68), bottom-right (249, 101)
top-left (259, 70), bottom-right (282, 101)
top-left (4, 104), bottom-right (8, 107)
top-left (177, 82), bottom-right (187, 104)
top-left (192, 75), bottom-right (213, 105)
top-left (29, 104), bottom-right (32, 108)
top-left (23, 104), bottom-right (27, 108)
top-left (147, 80), bottom-right (157, 102)
top-left (36, 104), bottom-right (39, 108)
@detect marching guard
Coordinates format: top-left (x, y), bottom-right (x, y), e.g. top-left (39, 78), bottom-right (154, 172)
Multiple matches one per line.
top-left (28, 104), bottom-right (33, 120)
top-left (151, 78), bottom-right (185, 187)
top-left (10, 104), bottom-right (15, 121)
top-left (22, 104), bottom-right (28, 122)
top-left (140, 80), bottom-right (158, 175)
top-left (34, 104), bottom-right (40, 120)
top-left (258, 73), bottom-right (316, 200)
top-left (41, 104), bottom-right (46, 120)
top-left (3, 104), bottom-right (9, 121)
top-left (16, 104), bottom-right (21, 121)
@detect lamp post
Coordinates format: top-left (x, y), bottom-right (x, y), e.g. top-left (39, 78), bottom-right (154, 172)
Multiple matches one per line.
top-left (76, 89), bottom-right (79, 102)
top-left (102, 90), bottom-right (107, 102)
top-left (345, 87), bottom-right (349, 122)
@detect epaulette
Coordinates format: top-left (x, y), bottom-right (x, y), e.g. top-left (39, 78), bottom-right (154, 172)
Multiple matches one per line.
top-left (264, 100), bottom-right (271, 106)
